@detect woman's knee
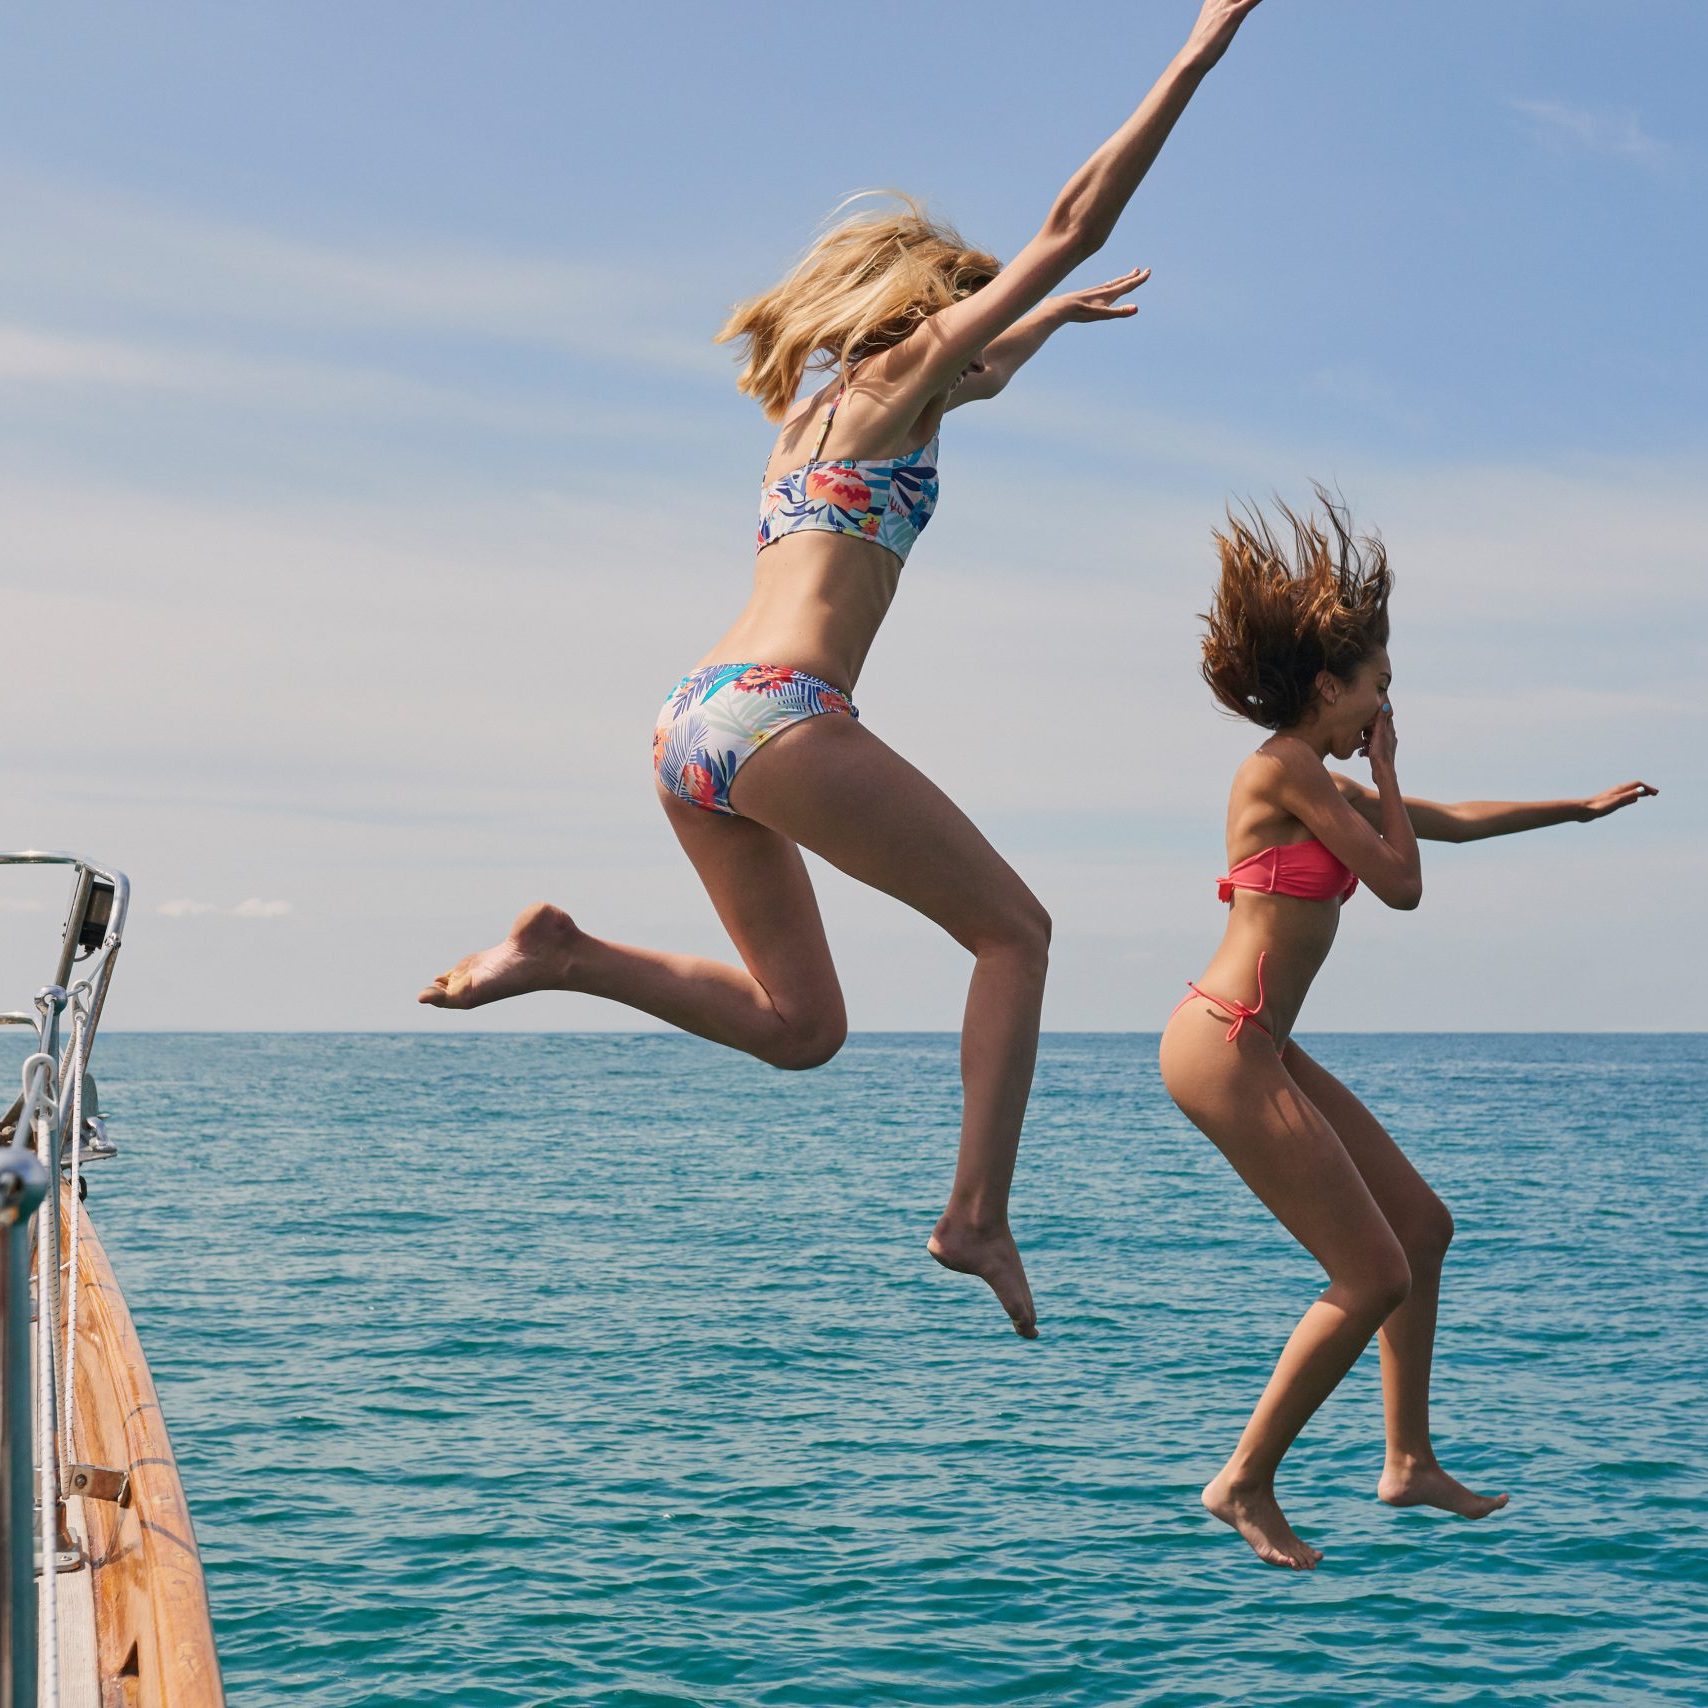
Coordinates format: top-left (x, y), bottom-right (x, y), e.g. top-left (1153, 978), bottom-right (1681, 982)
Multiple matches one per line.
top-left (1403, 1195), bottom-right (1455, 1267)
top-left (1367, 1247), bottom-right (1413, 1318)
top-left (762, 1008), bottom-right (848, 1072)
top-left (1332, 1237), bottom-right (1412, 1321)
top-left (1373, 1254), bottom-right (1413, 1318)
top-left (967, 890), bottom-right (1052, 967)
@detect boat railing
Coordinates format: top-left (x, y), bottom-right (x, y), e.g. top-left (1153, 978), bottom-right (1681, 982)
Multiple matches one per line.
top-left (1, 852), bottom-right (131, 1708)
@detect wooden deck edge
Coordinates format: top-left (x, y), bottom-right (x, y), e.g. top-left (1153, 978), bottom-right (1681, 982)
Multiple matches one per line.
top-left (61, 1187), bottom-right (226, 1708)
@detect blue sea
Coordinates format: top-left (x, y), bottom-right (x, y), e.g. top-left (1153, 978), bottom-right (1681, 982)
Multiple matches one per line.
top-left (15, 1033), bottom-right (1708, 1705)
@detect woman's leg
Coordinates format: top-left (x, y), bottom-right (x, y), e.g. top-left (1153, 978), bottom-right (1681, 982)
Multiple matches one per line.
top-left (1160, 1006), bottom-right (1414, 1568)
top-left (1281, 1043), bottom-right (1509, 1520)
top-left (418, 801), bottom-right (848, 1070)
top-left (728, 715), bottom-right (1051, 1338)
top-left (421, 712), bottom-right (1047, 1335)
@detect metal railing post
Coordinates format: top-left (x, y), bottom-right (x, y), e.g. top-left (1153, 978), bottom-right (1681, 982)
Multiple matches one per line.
top-left (49, 869), bottom-right (94, 996)
top-left (0, 1145), bottom-right (48, 1708)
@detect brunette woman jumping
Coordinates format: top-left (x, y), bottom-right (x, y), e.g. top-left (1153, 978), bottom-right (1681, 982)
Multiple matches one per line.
top-left (1160, 491), bottom-right (1656, 1566)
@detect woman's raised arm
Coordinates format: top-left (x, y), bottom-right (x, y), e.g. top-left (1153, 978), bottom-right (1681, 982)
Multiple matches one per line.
top-left (877, 0), bottom-right (1264, 399)
top-left (1331, 775), bottom-right (1659, 842)
top-left (945, 267), bottom-right (1153, 409)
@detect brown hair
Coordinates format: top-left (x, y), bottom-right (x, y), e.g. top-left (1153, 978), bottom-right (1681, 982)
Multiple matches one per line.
top-left (714, 192), bottom-right (999, 421)
top-left (1199, 487), bottom-right (1392, 730)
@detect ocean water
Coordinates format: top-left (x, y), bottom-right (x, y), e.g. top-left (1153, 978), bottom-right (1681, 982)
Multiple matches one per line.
top-left (11, 1032), bottom-right (1706, 1706)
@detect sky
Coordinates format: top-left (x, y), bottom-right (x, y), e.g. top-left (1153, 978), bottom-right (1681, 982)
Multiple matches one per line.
top-left (2, 0), bottom-right (1703, 1032)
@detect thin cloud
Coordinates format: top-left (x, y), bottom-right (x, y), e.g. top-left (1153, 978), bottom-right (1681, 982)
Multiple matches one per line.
top-left (0, 326), bottom-right (164, 385)
top-left (158, 898), bottom-right (292, 919)
top-left (0, 168), bottom-right (724, 377)
top-left (0, 321), bottom-right (687, 438)
top-left (1511, 99), bottom-right (1667, 167)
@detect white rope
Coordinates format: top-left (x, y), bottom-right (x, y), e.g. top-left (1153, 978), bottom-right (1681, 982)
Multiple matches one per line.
top-left (60, 992), bottom-right (89, 1475)
top-left (39, 1075), bottom-right (65, 1511)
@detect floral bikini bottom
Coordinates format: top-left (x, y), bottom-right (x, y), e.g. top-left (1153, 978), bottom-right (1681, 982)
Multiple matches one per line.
top-left (652, 663), bottom-right (858, 816)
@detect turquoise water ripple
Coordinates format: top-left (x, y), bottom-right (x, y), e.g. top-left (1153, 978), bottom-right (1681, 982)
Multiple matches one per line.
top-left (8, 1032), bottom-right (1704, 1705)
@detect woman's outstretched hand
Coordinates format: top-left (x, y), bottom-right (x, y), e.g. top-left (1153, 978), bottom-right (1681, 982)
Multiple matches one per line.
top-left (1578, 780), bottom-right (1659, 820)
top-left (1053, 265), bottom-right (1152, 323)
top-left (1186, 0), bottom-right (1265, 67)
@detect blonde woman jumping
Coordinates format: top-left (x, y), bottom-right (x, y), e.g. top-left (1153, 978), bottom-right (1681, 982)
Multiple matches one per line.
top-left (421, 0), bottom-right (1267, 1337)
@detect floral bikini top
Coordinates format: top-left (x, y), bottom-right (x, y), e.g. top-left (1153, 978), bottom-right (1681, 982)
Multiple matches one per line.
top-left (756, 379), bottom-right (940, 565)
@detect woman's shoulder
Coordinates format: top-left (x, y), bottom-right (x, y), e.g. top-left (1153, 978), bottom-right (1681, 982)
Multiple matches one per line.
top-left (1233, 741), bottom-right (1295, 794)
top-left (1233, 739), bottom-right (1335, 820)
top-left (761, 380), bottom-right (839, 481)
top-left (778, 376), bottom-right (838, 438)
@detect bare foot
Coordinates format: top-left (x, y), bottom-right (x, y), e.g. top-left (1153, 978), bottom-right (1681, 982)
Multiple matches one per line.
top-left (1201, 1470), bottom-right (1323, 1570)
top-left (1378, 1460), bottom-right (1509, 1519)
top-left (928, 1216), bottom-right (1038, 1339)
top-left (417, 903), bottom-right (581, 1010)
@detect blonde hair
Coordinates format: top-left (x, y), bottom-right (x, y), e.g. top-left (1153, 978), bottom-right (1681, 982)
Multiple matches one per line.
top-left (715, 193), bottom-right (999, 421)
top-left (1200, 486), bottom-right (1393, 730)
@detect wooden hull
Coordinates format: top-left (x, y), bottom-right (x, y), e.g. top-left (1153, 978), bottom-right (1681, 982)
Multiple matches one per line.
top-left (60, 1187), bottom-right (224, 1707)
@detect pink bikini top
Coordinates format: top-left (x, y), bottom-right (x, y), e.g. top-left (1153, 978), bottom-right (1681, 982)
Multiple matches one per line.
top-left (1217, 840), bottom-right (1358, 906)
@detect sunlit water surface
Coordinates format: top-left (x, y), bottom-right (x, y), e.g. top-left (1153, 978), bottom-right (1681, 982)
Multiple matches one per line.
top-left (13, 1033), bottom-right (1704, 1706)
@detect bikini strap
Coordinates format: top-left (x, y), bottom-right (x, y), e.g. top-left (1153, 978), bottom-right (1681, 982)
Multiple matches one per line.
top-left (1185, 950), bottom-right (1270, 1044)
top-left (810, 382), bottom-right (844, 462)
